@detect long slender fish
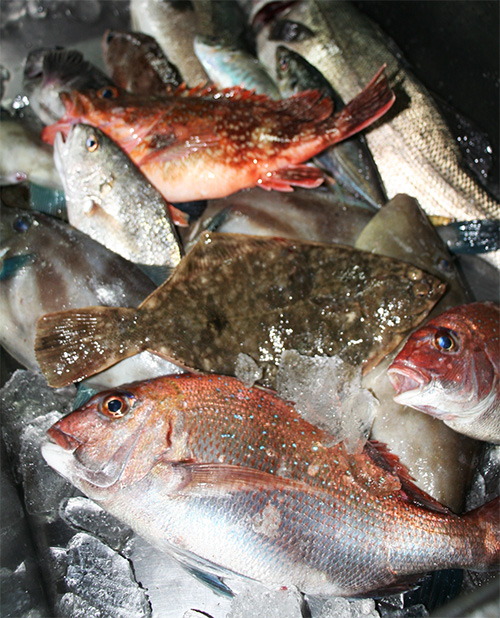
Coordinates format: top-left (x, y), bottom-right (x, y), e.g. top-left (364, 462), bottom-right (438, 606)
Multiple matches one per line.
top-left (54, 123), bottom-right (185, 269)
top-left (388, 302), bottom-right (500, 444)
top-left (34, 232), bottom-right (444, 388)
top-left (255, 0), bottom-right (500, 222)
top-left (42, 373), bottom-right (500, 597)
top-left (40, 67), bottom-right (395, 202)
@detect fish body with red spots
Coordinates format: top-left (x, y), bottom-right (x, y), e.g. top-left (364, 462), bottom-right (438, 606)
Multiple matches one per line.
top-left (41, 67), bottom-right (394, 203)
top-left (42, 373), bottom-right (500, 597)
top-left (388, 302), bottom-right (500, 443)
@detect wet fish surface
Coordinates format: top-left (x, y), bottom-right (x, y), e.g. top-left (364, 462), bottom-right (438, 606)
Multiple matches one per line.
top-left (388, 302), bottom-right (500, 444)
top-left (40, 67), bottom-right (394, 202)
top-left (35, 232), bottom-right (444, 388)
top-left (255, 0), bottom-right (500, 222)
top-left (102, 30), bottom-right (184, 96)
top-left (54, 123), bottom-right (184, 269)
top-left (42, 373), bottom-right (500, 597)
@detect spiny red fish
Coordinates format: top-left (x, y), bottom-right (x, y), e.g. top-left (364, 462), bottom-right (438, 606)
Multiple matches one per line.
top-left (42, 373), bottom-right (500, 597)
top-left (388, 301), bottom-right (500, 443)
top-left (41, 66), bottom-right (394, 202)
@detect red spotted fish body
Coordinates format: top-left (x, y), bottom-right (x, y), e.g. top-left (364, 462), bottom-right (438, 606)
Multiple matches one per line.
top-left (388, 302), bottom-right (500, 443)
top-left (42, 373), bottom-right (500, 597)
top-left (41, 67), bottom-right (394, 202)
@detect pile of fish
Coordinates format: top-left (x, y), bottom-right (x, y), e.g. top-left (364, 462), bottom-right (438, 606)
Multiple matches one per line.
top-left (1, 2), bottom-right (499, 618)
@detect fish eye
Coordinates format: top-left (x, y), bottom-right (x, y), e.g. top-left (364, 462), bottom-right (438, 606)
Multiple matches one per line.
top-left (97, 86), bottom-right (118, 100)
top-left (100, 392), bottom-right (133, 419)
top-left (106, 31), bottom-right (115, 43)
top-left (86, 134), bottom-right (99, 152)
top-left (13, 216), bottom-right (30, 233)
top-left (433, 328), bottom-right (458, 352)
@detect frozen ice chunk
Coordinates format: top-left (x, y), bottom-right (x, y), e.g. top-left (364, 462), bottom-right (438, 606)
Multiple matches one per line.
top-left (0, 563), bottom-right (47, 618)
top-left (465, 444), bottom-right (500, 510)
top-left (277, 351), bottom-right (378, 452)
top-left (60, 497), bottom-right (133, 552)
top-left (235, 353), bottom-right (263, 388)
top-left (308, 597), bottom-right (380, 618)
top-left (228, 585), bottom-right (305, 618)
top-left (63, 532), bottom-right (152, 618)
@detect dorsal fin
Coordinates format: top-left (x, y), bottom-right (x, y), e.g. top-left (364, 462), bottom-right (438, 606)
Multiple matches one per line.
top-left (365, 440), bottom-right (453, 514)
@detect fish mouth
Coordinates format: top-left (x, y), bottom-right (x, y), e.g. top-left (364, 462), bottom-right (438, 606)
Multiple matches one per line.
top-left (46, 424), bottom-right (80, 451)
top-left (387, 363), bottom-right (428, 397)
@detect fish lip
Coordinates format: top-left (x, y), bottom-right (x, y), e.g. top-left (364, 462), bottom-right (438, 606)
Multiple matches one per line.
top-left (387, 363), bottom-right (428, 396)
top-left (46, 424), bottom-right (80, 451)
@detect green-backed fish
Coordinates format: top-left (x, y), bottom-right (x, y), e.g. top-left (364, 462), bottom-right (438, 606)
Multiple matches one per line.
top-left (35, 232), bottom-right (444, 388)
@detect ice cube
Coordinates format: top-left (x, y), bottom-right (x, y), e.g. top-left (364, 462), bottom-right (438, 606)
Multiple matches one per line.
top-left (308, 597), bottom-right (380, 618)
top-left (63, 532), bottom-right (152, 618)
top-left (276, 351), bottom-right (377, 452)
top-left (60, 496), bottom-right (133, 552)
top-left (235, 353), bottom-right (263, 388)
top-left (227, 585), bottom-right (305, 618)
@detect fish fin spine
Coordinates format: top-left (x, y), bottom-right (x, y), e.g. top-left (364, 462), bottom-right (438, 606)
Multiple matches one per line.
top-left (35, 306), bottom-right (142, 387)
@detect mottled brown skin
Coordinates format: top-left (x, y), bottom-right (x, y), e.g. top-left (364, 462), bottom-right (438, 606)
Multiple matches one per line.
top-left (35, 233), bottom-right (445, 388)
top-left (41, 67), bottom-right (394, 202)
top-left (44, 373), bottom-right (500, 596)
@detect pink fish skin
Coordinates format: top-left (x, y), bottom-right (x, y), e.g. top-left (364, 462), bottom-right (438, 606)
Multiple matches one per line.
top-left (388, 302), bottom-right (500, 443)
top-left (42, 373), bottom-right (500, 597)
top-left (41, 66), bottom-right (394, 202)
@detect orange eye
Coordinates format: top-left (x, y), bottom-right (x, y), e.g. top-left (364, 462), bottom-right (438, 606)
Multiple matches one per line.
top-left (86, 134), bottom-right (99, 152)
top-left (100, 393), bottom-right (133, 419)
top-left (97, 86), bottom-right (119, 100)
top-left (432, 328), bottom-right (458, 352)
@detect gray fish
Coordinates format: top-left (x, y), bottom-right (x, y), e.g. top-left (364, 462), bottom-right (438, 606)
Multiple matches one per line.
top-left (194, 35), bottom-right (280, 98)
top-left (255, 0), bottom-right (500, 223)
top-left (275, 45), bottom-right (386, 209)
top-left (54, 124), bottom-right (183, 278)
top-left (35, 232), bottom-right (444, 388)
top-left (130, 0), bottom-right (208, 86)
top-left (23, 47), bottom-right (113, 125)
top-left (102, 30), bottom-right (184, 95)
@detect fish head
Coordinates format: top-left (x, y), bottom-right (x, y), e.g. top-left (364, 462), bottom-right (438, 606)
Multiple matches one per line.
top-left (42, 377), bottom-right (188, 496)
top-left (387, 302), bottom-right (499, 419)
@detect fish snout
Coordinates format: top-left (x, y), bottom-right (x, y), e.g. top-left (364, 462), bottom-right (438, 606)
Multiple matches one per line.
top-left (387, 362), bottom-right (428, 397)
top-left (47, 422), bottom-right (81, 451)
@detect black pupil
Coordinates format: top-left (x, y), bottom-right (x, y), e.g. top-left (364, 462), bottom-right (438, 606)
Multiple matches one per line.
top-left (107, 398), bottom-right (122, 413)
top-left (87, 136), bottom-right (97, 150)
top-left (436, 332), bottom-right (454, 350)
top-left (106, 31), bottom-right (114, 43)
top-left (101, 88), bottom-right (113, 99)
top-left (13, 216), bottom-right (29, 233)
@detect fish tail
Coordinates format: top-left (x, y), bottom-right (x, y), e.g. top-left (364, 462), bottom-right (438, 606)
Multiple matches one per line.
top-left (35, 306), bottom-right (143, 388)
top-left (464, 496), bottom-right (500, 570)
top-left (325, 65), bottom-right (395, 144)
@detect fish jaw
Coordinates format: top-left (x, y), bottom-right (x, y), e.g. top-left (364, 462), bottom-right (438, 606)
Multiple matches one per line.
top-left (41, 440), bottom-right (79, 486)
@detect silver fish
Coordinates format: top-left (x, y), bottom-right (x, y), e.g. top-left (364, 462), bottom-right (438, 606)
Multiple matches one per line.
top-left (255, 0), bottom-right (500, 223)
top-left (54, 124), bottom-right (183, 277)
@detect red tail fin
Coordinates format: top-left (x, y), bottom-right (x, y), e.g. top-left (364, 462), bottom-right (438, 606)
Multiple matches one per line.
top-left (326, 65), bottom-right (395, 145)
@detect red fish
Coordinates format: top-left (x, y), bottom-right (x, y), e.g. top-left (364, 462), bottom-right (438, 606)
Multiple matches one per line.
top-left (388, 302), bottom-right (500, 443)
top-left (42, 373), bottom-right (500, 597)
top-left (41, 66), bottom-right (394, 203)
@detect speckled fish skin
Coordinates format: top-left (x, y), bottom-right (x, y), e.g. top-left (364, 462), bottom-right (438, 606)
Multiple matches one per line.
top-left (388, 302), bottom-right (500, 444)
top-left (101, 30), bottom-right (184, 96)
top-left (0, 205), bottom-right (155, 372)
top-left (54, 123), bottom-right (184, 267)
top-left (35, 232), bottom-right (444, 388)
top-left (40, 67), bottom-right (394, 203)
top-left (41, 373), bottom-right (500, 597)
top-left (255, 0), bottom-right (500, 223)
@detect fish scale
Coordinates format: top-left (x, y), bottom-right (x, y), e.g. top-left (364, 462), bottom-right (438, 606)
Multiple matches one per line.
top-left (42, 373), bottom-right (500, 597)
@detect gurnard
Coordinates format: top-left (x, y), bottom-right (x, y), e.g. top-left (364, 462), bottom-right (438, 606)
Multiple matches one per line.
top-left (40, 67), bottom-right (394, 202)
top-left (34, 232), bottom-right (444, 388)
top-left (388, 302), bottom-right (500, 444)
top-left (42, 373), bottom-right (500, 597)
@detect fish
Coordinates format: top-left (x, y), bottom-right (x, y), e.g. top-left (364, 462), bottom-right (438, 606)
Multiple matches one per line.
top-left (130, 0), bottom-right (209, 86)
top-left (275, 44), bottom-right (386, 210)
top-left (40, 66), bottom-right (395, 203)
top-left (101, 30), bottom-right (184, 96)
top-left (34, 231), bottom-right (444, 388)
top-left (22, 47), bottom-right (113, 125)
top-left (54, 123), bottom-right (185, 271)
top-left (0, 205), bottom-right (182, 389)
top-left (41, 373), bottom-right (500, 597)
top-left (194, 35), bottom-right (281, 98)
top-left (388, 302), bottom-right (500, 444)
top-left (254, 0), bottom-right (500, 223)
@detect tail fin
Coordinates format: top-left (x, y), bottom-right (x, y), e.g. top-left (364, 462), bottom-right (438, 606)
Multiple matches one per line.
top-left (464, 497), bottom-right (500, 570)
top-left (35, 306), bottom-right (143, 388)
top-left (326, 65), bottom-right (395, 145)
